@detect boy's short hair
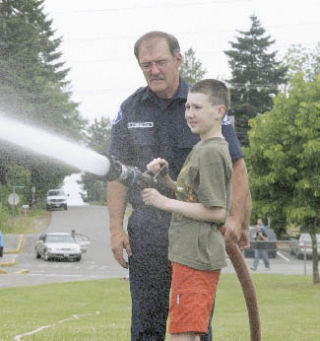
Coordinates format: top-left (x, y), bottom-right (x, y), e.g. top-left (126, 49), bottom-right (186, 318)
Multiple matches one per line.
top-left (190, 79), bottom-right (231, 109)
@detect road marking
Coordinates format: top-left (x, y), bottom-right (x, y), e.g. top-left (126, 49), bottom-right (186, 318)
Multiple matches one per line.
top-left (277, 251), bottom-right (290, 262)
top-left (15, 269), bottom-right (30, 274)
top-left (14, 311), bottom-right (100, 340)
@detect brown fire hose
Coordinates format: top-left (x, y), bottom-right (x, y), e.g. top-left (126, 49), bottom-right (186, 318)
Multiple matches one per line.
top-left (226, 244), bottom-right (261, 341)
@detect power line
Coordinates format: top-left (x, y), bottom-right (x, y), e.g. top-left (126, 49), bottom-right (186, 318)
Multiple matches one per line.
top-left (47, 0), bottom-right (251, 15)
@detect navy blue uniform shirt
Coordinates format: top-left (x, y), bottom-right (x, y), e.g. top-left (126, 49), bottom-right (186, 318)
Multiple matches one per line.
top-left (109, 77), bottom-right (243, 208)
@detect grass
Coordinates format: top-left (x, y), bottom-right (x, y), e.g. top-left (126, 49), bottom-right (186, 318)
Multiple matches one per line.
top-left (2, 209), bottom-right (51, 234)
top-left (0, 274), bottom-right (319, 340)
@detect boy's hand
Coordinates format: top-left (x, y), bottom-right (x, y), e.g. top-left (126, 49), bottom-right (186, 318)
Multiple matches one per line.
top-left (141, 188), bottom-right (167, 209)
top-left (146, 158), bottom-right (169, 175)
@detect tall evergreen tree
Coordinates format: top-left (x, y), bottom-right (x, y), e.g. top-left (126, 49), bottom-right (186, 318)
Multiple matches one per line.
top-left (0, 0), bottom-right (85, 137)
top-left (225, 14), bottom-right (287, 145)
top-left (0, 0), bottom-right (86, 206)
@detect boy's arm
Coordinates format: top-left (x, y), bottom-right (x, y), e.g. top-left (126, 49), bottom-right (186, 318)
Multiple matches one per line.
top-left (141, 188), bottom-right (226, 223)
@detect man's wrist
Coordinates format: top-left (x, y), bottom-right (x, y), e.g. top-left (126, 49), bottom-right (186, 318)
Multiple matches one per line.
top-left (226, 214), bottom-right (242, 226)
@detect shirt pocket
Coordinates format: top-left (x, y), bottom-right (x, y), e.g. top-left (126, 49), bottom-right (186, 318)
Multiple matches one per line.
top-left (129, 126), bottom-right (156, 146)
top-left (128, 125), bottom-right (158, 166)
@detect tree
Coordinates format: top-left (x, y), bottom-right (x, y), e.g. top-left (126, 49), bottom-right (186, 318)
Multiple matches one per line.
top-left (179, 47), bottom-right (207, 84)
top-left (284, 43), bottom-right (320, 82)
top-left (225, 14), bottom-right (287, 146)
top-left (85, 117), bottom-right (112, 157)
top-left (81, 117), bottom-right (112, 202)
top-left (0, 0), bottom-right (86, 206)
top-left (0, 0), bottom-right (85, 136)
top-left (246, 74), bottom-right (320, 284)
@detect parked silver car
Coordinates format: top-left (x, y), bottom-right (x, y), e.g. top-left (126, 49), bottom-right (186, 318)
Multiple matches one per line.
top-left (35, 232), bottom-right (82, 261)
top-left (289, 233), bottom-right (320, 259)
top-left (73, 233), bottom-right (91, 253)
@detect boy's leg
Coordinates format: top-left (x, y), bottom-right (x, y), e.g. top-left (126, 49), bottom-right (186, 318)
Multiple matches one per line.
top-left (200, 303), bottom-right (215, 341)
top-left (171, 332), bottom-right (200, 341)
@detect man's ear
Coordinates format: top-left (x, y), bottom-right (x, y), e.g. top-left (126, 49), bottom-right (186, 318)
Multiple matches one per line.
top-left (176, 52), bottom-right (183, 68)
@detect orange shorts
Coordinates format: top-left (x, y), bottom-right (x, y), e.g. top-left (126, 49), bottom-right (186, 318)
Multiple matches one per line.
top-left (169, 262), bottom-right (221, 335)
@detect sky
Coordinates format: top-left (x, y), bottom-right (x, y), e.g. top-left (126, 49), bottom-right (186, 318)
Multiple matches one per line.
top-left (44, 0), bottom-right (320, 123)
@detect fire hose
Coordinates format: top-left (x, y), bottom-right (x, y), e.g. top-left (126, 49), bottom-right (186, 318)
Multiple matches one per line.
top-left (105, 155), bottom-right (261, 341)
top-left (226, 244), bottom-right (261, 341)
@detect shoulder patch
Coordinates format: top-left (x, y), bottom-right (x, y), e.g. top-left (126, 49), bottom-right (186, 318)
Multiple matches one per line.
top-left (222, 113), bottom-right (232, 126)
top-left (112, 108), bottom-right (123, 125)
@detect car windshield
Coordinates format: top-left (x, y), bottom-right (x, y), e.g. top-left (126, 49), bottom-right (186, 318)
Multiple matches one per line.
top-left (45, 235), bottom-right (74, 243)
top-left (301, 234), bottom-right (320, 242)
top-left (47, 190), bottom-right (65, 196)
top-left (74, 235), bottom-right (89, 242)
top-left (250, 228), bottom-right (276, 240)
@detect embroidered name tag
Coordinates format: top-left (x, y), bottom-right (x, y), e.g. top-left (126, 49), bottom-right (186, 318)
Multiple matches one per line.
top-left (128, 122), bottom-right (154, 129)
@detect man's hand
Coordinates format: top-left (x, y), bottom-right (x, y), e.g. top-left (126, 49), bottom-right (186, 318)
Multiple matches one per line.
top-left (221, 216), bottom-right (250, 250)
top-left (238, 228), bottom-right (250, 250)
top-left (110, 229), bottom-right (132, 269)
top-left (221, 215), bottom-right (242, 247)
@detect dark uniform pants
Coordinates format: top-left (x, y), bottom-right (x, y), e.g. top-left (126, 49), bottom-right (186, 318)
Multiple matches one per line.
top-left (128, 208), bottom-right (171, 341)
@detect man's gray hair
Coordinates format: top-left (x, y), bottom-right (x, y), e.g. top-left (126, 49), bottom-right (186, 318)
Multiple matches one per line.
top-left (134, 31), bottom-right (180, 61)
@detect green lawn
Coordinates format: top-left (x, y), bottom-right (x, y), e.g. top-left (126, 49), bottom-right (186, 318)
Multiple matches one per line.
top-left (0, 274), bottom-right (319, 340)
top-left (2, 209), bottom-right (51, 235)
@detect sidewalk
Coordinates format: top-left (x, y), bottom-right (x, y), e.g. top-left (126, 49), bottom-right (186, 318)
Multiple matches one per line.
top-left (0, 234), bottom-right (23, 270)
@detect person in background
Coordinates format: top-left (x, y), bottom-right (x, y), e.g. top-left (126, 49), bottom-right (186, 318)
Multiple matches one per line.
top-left (251, 223), bottom-right (270, 271)
top-left (107, 31), bottom-right (251, 341)
top-left (257, 217), bottom-right (266, 232)
top-left (71, 229), bottom-right (76, 239)
top-left (0, 228), bottom-right (4, 258)
top-left (141, 79), bottom-right (233, 341)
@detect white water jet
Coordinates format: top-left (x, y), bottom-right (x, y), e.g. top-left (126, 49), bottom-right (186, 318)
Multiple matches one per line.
top-left (0, 115), bottom-right (110, 177)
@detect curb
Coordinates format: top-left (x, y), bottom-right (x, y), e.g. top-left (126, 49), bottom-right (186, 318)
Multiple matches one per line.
top-left (0, 235), bottom-right (23, 269)
top-left (0, 258), bottom-right (17, 268)
top-left (4, 235), bottom-right (24, 254)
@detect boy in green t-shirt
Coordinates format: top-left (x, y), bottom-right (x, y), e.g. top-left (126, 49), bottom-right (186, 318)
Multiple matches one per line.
top-left (141, 79), bottom-right (232, 341)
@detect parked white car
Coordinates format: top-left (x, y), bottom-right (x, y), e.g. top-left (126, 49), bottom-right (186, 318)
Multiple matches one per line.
top-left (35, 232), bottom-right (81, 261)
top-left (289, 233), bottom-right (320, 259)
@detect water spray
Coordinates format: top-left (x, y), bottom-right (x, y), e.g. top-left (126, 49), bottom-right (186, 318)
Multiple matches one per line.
top-left (0, 115), bottom-right (110, 177)
top-left (0, 115), bottom-right (172, 196)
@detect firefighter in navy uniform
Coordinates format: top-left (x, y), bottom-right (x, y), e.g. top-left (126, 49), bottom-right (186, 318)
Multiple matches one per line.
top-left (107, 31), bottom-right (250, 341)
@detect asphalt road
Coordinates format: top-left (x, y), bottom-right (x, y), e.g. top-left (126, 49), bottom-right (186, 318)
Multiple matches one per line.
top-left (0, 205), bottom-right (315, 288)
top-left (0, 205), bottom-right (128, 288)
